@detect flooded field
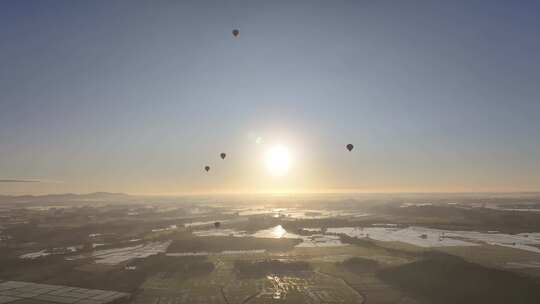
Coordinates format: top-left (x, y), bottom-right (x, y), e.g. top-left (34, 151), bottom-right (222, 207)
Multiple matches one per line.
top-left (5, 193), bottom-right (540, 304)
top-left (193, 228), bottom-right (248, 237)
top-left (20, 249), bottom-right (51, 259)
top-left (254, 272), bottom-right (364, 303)
top-left (69, 241), bottom-right (171, 265)
top-left (194, 225), bottom-right (346, 248)
top-left (20, 246), bottom-right (80, 259)
top-left (166, 249), bottom-right (267, 257)
top-left (192, 223), bottom-right (540, 254)
top-left (136, 263), bottom-right (365, 304)
top-left (233, 207), bottom-right (369, 219)
top-left (328, 226), bottom-right (540, 253)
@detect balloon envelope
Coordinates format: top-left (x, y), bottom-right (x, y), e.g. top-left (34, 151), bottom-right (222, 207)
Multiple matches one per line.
top-left (204, 166), bottom-right (210, 172)
top-left (232, 29), bottom-right (239, 37)
top-left (346, 144), bottom-right (354, 151)
top-left (220, 153), bottom-right (226, 159)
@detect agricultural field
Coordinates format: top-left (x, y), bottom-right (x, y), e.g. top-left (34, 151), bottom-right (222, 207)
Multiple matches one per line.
top-left (3, 193), bottom-right (540, 303)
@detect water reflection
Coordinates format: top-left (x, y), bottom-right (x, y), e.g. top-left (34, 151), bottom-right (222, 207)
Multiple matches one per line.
top-left (252, 225), bottom-right (292, 239)
top-left (270, 225), bottom-right (287, 238)
top-left (195, 225), bottom-right (346, 247)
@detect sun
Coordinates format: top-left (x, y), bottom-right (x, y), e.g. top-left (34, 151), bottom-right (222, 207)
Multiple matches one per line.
top-left (265, 145), bottom-right (291, 176)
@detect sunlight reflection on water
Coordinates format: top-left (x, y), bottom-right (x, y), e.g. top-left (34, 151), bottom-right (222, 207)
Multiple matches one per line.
top-left (252, 225), bottom-right (292, 239)
top-left (270, 225), bottom-right (287, 238)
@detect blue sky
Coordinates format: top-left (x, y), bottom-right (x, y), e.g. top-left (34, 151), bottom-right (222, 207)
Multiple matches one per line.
top-left (1, 1), bottom-right (540, 194)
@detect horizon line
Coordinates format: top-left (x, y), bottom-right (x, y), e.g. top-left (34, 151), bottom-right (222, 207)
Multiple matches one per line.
top-left (2, 189), bottom-right (540, 198)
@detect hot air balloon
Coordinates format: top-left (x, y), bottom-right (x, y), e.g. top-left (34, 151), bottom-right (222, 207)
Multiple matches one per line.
top-left (220, 153), bottom-right (226, 160)
top-left (232, 29), bottom-right (239, 38)
top-left (204, 166), bottom-right (210, 172)
top-left (346, 144), bottom-right (354, 151)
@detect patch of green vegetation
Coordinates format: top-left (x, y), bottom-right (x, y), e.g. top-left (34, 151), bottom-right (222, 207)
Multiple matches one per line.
top-left (48, 254), bottom-right (213, 292)
top-left (132, 254), bottom-right (214, 277)
top-left (338, 234), bottom-right (421, 261)
top-left (281, 218), bottom-right (364, 231)
top-left (234, 259), bottom-right (311, 278)
top-left (227, 217), bottom-right (281, 233)
top-left (378, 251), bottom-right (540, 304)
top-left (0, 255), bottom-right (79, 282)
top-left (339, 234), bottom-right (378, 247)
top-left (0, 252), bottom-right (214, 293)
top-left (338, 257), bottom-right (379, 273)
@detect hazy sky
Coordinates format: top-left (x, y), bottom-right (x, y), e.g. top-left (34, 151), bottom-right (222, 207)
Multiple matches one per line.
top-left (1, 0), bottom-right (540, 195)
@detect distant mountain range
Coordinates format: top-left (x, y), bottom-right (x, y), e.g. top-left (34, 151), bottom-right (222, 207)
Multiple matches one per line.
top-left (0, 192), bottom-right (133, 204)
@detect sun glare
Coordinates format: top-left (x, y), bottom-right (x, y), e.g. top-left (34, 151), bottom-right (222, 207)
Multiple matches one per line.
top-left (265, 145), bottom-right (291, 176)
